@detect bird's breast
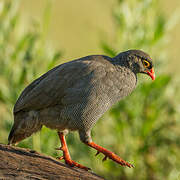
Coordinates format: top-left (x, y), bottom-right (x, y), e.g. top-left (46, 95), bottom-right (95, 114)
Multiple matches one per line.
top-left (95, 67), bottom-right (137, 106)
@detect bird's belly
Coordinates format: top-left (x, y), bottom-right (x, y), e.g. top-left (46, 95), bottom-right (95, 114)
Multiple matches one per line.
top-left (39, 105), bottom-right (69, 131)
top-left (61, 98), bottom-right (112, 132)
top-left (62, 87), bottom-right (133, 132)
top-left (39, 74), bottom-right (136, 133)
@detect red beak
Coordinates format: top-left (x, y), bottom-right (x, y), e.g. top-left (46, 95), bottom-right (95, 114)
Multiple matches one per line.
top-left (146, 68), bottom-right (155, 80)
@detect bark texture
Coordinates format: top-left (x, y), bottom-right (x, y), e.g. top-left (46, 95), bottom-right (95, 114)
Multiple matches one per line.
top-left (0, 144), bottom-right (105, 180)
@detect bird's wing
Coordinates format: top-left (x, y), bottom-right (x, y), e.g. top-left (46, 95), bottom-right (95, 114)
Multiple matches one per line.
top-left (14, 55), bottom-right (112, 113)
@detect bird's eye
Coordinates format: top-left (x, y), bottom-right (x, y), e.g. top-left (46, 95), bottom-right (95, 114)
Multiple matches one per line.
top-left (143, 60), bottom-right (150, 68)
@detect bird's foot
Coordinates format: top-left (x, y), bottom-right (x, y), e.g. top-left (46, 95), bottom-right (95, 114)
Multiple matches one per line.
top-left (56, 132), bottom-right (91, 170)
top-left (56, 146), bottom-right (91, 171)
top-left (56, 155), bottom-right (91, 171)
top-left (88, 142), bottom-right (134, 168)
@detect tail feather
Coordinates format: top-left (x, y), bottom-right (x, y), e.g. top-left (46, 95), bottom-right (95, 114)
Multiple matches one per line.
top-left (8, 126), bottom-right (15, 145)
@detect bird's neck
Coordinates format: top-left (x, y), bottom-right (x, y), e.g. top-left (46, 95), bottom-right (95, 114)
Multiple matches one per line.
top-left (112, 53), bottom-right (138, 74)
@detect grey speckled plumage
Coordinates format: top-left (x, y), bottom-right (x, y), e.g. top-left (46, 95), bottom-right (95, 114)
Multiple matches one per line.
top-left (8, 49), bottom-right (154, 146)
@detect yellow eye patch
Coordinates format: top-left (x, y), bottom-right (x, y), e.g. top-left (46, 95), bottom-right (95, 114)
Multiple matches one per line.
top-left (143, 60), bottom-right (150, 68)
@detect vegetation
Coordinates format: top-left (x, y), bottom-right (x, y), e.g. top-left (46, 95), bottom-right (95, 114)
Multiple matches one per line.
top-left (0, 0), bottom-right (179, 180)
top-left (0, 1), bottom-right (61, 153)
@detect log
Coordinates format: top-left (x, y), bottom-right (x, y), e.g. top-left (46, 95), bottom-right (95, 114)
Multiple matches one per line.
top-left (0, 143), bottom-right (105, 180)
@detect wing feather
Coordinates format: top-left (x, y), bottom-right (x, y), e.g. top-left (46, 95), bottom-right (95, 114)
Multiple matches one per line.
top-left (14, 55), bottom-right (113, 113)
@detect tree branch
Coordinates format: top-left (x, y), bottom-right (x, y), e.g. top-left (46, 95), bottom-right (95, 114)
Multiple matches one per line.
top-left (0, 144), bottom-right (104, 180)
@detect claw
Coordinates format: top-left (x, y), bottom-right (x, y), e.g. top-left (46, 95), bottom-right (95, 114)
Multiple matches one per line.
top-left (102, 156), bottom-right (107, 162)
top-left (57, 132), bottom-right (91, 171)
top-left (129, 163), bottom-right (135, 168)
top-left (55, 147), bottom-right (63, 151)
top-left (87, 141), bottom-right (134, 168)
top-left (57, 156), bottom-right (64, 160)
top-left (95, 151), bottom-right (100, 156)
top-left (65, 159), bottom-right (91, 171)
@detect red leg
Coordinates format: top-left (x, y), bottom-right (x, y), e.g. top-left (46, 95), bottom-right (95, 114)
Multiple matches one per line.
top-left (57, 132), bottom-right (90, 171)
top-left (86, 141), bottom-right (134, 168)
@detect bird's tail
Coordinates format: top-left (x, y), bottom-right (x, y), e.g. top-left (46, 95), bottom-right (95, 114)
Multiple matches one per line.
top-left (8, 111), bottom-right (42, 145)
top-left (8, 125), bottom-right (16, 145)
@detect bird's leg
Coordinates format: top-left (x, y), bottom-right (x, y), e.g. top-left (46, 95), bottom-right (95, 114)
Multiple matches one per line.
top-left (86, 141), bottom-right (134, 168)
top-left (56, 132), bottom-right (91, 171)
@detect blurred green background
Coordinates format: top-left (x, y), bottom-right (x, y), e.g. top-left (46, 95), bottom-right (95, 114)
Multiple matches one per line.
top-left (0, 0), bottom-right (180, 179)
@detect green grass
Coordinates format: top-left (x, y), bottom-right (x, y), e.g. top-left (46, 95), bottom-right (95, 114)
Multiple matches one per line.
top-left (0, 0), bottom-right (62, 147)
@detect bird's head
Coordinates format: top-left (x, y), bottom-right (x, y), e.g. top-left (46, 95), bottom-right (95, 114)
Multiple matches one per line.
top-left (121, 50), bottom-right (155, 80)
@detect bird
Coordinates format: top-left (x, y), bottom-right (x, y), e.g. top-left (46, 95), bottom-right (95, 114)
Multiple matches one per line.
top-left (8, 49), bottom-right (155, 170)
